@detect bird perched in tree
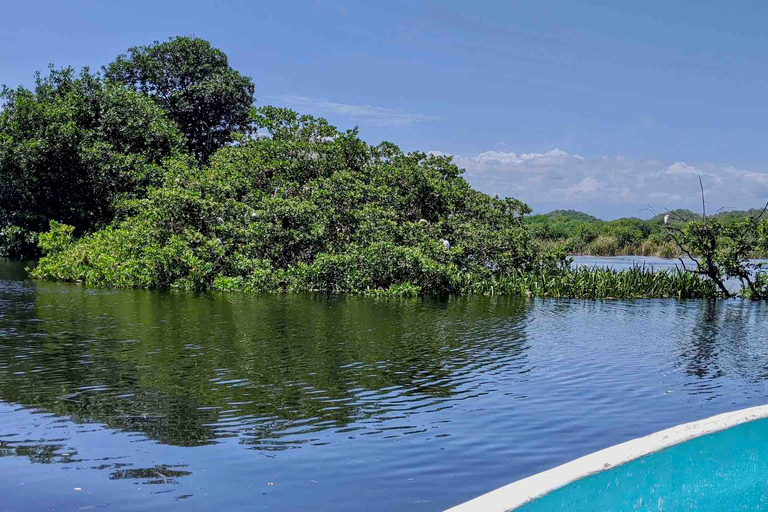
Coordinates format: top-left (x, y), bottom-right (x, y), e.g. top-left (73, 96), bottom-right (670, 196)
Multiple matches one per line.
top-left (440, 239), bottom-right (451, 250)
top-left (664, 214), bottom-right (670, 224)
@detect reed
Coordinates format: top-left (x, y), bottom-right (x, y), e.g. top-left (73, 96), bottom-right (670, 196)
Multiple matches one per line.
top-left (461, 264), bottom-right (719, 299)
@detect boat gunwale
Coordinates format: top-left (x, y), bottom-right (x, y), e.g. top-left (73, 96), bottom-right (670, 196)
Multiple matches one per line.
top-left (445, 404), bottom-right (768, 512)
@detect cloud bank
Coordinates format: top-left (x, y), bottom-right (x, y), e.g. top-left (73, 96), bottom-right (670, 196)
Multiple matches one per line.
top-left (437, 149), bottom-right (768, 218)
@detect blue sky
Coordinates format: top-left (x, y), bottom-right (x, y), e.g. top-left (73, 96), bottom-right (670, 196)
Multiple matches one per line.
top-left (3, 0), bottom-right (768, 218)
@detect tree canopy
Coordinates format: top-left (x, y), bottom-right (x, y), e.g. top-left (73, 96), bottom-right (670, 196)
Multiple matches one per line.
top-left (104, 36), bottom-right (255, 162)
top-left (33, 107), bottom-right (556, 294)
top-left (0, 66), bottom-right (184, 257)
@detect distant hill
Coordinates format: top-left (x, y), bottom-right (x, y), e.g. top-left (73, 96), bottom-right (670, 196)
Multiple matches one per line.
top-left (530, 209), bottom-right (600, 223)
top-left (647, 208), bottom-right (766, 224)
top-left (713, 208), bottom-right (767, 222)
top-left (527, 207), bottom-right (767, 226)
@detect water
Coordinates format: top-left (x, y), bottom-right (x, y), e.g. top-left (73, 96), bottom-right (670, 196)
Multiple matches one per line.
top-left (519, 418), bottom-right (768, 511)
top-left (571, 255), bottom-right (692, 271)
top-left (1, 259), bottom-right (768, 511)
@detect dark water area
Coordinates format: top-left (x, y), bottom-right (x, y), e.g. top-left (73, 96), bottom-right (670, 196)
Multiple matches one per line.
top-left (1, 260), bottom-right (768, 511)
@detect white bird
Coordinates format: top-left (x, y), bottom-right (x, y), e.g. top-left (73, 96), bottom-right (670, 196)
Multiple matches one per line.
top-left (440, 239), bottom-right (451, 250)
top-left (664, 214), bottom-right (670, 224)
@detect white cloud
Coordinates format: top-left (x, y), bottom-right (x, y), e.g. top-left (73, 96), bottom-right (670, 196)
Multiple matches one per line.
top-left (437, 148), bottom-right (768, 218)
top-left (461, 149), bottom-right (569, 170)
top-left (566, 177), bottom-right (602, 196)
top-left (268, 95), bottom-right (441, 127)
top-left (665, 162), bottom-right (701, 175)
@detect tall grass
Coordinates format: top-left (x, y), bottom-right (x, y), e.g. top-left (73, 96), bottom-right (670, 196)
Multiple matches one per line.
top-left (459, 264), bottom-right (719, 299)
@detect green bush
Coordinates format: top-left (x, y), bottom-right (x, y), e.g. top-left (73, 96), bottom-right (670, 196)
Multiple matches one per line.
top-left (586, 235), bottom-right (619, 256)
top-left (0, 67), bottom-right (185, 257)
top-left (32, 107), bottom-right (553, 295)
top-left (0, 225), bottom-right (39, 259)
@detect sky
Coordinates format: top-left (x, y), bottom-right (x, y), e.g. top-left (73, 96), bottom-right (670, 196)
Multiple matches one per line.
top-left (2, 0), bottom-right (768, 219)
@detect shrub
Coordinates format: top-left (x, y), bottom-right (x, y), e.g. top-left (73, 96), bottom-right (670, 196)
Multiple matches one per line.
top-left (32, 108), bottom-right (549, 295)
top-left (0, 67), bottom-right (184, 257)
top-left (586, 236), bottom-right (619, 256)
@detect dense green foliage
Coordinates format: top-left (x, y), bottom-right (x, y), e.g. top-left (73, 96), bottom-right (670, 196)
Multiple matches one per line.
top-left (32, 107), bottom-right (563, 294)
top-left (0, 67), bottom-right (184, 257)
top-left (104, 36), bottom-right (255, 162)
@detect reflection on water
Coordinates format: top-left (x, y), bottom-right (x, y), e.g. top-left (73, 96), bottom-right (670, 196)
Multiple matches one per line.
top-left (1, 274), bottom-right (531, 449)
top-left (1, 260), bottom-right (768, 511)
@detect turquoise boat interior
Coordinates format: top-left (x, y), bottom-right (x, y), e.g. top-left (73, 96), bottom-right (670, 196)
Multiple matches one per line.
top-left (519, 417), bottom-right (768, 511)
top-left (448, 407), bottom-right (768, 512)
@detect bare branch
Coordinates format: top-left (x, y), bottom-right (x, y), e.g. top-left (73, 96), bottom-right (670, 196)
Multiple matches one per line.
top-left (751, 200), bottom-right (768, 223)
top-left (666, 228), bottom-right (699, 267)
top-left (677, 257), bottom-right (700, 274)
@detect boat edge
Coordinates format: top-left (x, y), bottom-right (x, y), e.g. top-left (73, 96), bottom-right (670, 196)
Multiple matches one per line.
top-left (444, 404), bottom-right (768, 512)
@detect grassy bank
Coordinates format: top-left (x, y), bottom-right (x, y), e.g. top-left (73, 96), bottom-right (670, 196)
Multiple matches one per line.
top-left (211, 264), bottom-right (720, 299)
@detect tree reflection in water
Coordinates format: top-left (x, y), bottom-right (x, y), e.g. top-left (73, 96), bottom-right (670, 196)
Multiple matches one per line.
top-left (0, 261), bottom-right (531, 450)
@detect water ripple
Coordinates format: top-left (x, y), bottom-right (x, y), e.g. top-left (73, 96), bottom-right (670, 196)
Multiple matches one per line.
top-left (2, 261), bottom-right (768, 511)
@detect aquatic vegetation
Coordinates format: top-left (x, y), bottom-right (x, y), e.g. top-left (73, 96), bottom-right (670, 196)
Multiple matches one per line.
top-left (455, 264), bottom-right (719, 299)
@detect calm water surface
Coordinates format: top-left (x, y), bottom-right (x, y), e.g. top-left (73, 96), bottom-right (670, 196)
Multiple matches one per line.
top-left (1, 260), bottom-right (768, 511)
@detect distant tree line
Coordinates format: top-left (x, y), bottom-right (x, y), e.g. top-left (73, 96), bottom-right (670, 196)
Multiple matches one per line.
top-left (526, 208), bottom-right (768, 260)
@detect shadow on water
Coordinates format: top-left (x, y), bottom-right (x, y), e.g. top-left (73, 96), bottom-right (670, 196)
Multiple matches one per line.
top-left (0, 260), bottom-right (532, 450)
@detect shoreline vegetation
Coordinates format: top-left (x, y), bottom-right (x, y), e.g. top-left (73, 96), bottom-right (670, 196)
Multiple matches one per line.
top-left (529, 209), bottom-right (768, 259)
top-left (2, 37), bottom-right (767, 300)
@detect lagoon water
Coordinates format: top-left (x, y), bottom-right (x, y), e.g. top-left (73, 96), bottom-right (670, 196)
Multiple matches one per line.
top-left (571, 255), bottom-right (691, 271)
top-left (2, 259), bottom-right (768, 511)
